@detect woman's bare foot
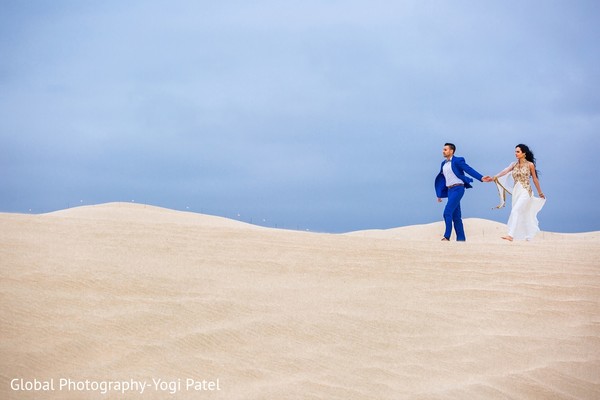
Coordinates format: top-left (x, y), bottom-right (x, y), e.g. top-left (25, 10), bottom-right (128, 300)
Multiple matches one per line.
top-left (501, 236), bottom-right (513, 241)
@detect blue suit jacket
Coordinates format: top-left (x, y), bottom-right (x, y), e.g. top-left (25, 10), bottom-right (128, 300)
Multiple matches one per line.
top-left (435, 156), bottom-right (484, 198)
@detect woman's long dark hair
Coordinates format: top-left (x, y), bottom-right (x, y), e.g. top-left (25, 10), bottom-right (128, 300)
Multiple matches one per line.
top-left (516, 144), bottom-right (540, 177)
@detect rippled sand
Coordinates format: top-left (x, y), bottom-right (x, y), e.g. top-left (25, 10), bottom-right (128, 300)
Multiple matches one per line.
top-left (1, 202), bottom-right (599, 399)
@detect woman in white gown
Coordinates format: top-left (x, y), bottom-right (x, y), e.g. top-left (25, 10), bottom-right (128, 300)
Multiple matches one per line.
top-left (493, 144), bottom-right (546, 241)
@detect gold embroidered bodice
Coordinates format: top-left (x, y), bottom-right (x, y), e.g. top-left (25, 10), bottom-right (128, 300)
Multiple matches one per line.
top-left (512, 162), bottom-right (532, 196)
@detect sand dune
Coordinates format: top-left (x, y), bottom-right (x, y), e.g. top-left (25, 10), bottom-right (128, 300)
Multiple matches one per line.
top-left (348, 218), bottom-right (600, 242)
top-left (1, 202), bottom-right (599, 399)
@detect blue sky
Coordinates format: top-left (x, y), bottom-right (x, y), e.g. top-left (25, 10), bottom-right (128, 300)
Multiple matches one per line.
top-left (1, 0), bottom-right (599, 233)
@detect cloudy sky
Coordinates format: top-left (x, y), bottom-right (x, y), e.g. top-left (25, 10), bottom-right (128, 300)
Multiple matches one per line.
top-left (1, 0), bottom-right (599, 233)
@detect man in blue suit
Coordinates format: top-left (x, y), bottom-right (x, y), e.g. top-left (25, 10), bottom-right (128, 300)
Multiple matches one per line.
top-left (435, 143), bottom-right (492, 241)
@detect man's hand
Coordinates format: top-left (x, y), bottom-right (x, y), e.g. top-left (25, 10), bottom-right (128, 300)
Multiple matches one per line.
top-left (437, 198), bottom-right (442, 203)
top-left (482, 176), bottom-right (493, 182)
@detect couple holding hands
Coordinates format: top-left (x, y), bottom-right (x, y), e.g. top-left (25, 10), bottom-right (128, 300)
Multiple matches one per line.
top-left (435, 142), bottom-right (546, 242)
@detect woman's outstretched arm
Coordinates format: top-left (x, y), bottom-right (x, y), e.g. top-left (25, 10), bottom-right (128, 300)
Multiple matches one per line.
top-left (494, 162), bottom-right (515, 179)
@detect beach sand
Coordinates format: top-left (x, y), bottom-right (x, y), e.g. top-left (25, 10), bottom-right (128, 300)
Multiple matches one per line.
top-left (1, 202), bottom-right (599, 399)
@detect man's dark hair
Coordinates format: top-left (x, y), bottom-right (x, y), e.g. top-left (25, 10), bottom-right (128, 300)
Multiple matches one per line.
top-left (445, 143), bottom-right (456, 152)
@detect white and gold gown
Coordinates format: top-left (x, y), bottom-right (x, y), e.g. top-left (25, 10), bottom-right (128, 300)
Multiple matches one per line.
top-left (494, 161), bottom-right (546, 240)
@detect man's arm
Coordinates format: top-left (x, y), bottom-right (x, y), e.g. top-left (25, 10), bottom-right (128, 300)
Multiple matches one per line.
top-left (458, 158), bottom-right (489, 182)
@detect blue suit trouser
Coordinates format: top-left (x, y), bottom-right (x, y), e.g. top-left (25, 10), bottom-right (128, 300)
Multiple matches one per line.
top-left (443, 185), bottom-right (466, 241)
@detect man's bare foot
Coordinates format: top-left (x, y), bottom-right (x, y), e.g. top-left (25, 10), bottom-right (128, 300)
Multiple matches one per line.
top-left (501, 236), bottom-right (513, 241)
top-left (441, 237), bottom-right (449, 241)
